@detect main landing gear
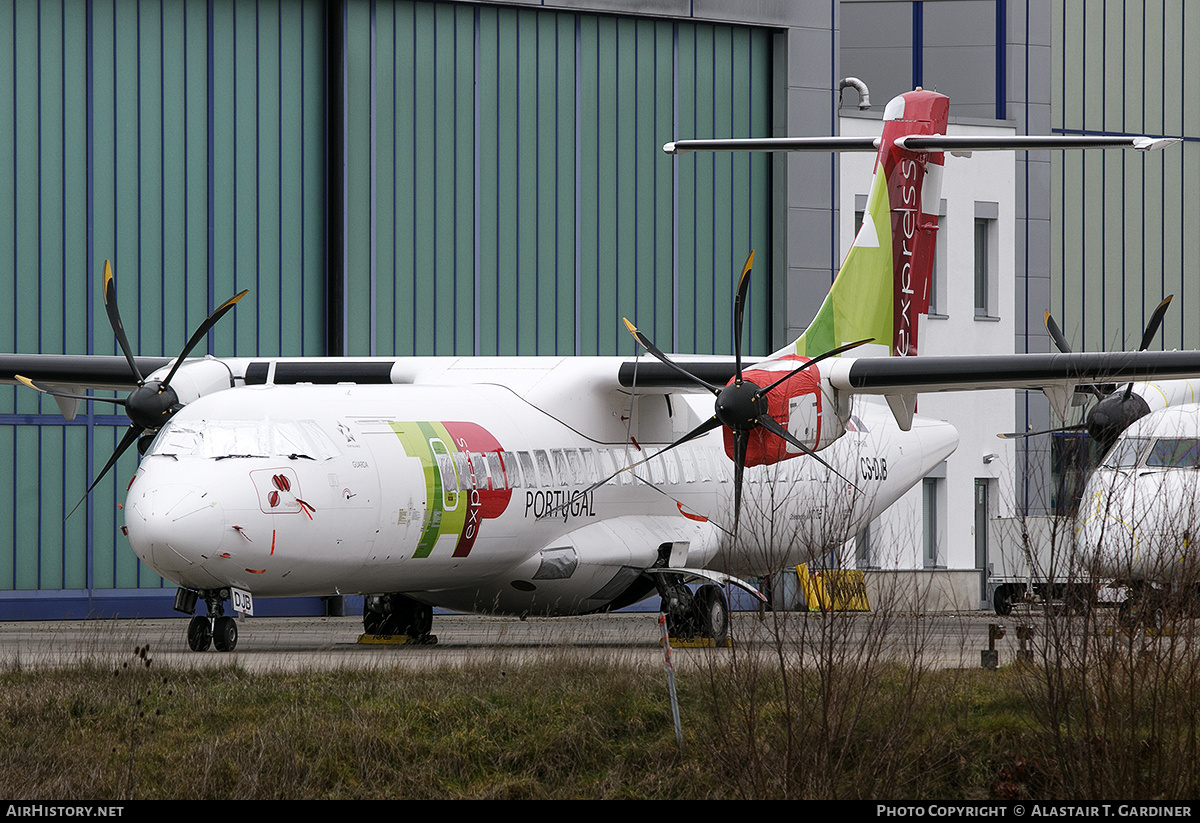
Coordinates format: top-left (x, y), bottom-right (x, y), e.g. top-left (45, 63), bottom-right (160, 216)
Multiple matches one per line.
top-left (174, 588), bottom-right (239, 652)
top-left (363, 593), bottom-right (434, 642)
top-left (655, 575), bottom-right (730, 646)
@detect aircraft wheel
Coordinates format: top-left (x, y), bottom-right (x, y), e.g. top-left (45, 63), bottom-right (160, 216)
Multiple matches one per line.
top-left (363, 603), bottom-right (384, 635)
top-left (993, 585), bottom-right (1013, 616)
top-left (1065, 585), bottom-right (1093, 616)
top-left (212, 616), bottom-right (238, 652)
top-left (1149, 605), bottom-right (1166, 631)
top-left (408, 602), bottom-right (433, 638)
top-left (694, 585), bottom-right (729, 644)
top-left (662, 586), bottom-right (696, 638)
top-left (1118, 598), bottom-right (1163, 631)
top-left (187, 616), bottom-right (212, 652)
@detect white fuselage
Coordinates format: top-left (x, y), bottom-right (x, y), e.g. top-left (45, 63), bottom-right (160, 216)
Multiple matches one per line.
top-left (1077, 381), bottom-right (1200, 586)
top-left (122, 360), bottom-right (958, 616)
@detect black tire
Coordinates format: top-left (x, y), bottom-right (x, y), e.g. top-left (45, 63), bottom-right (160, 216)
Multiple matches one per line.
top-left (1065, 585), bottom-right (1093, 616)
top-left (408, 602), bottom-right (433, 637)
top-left (363, 602), bottom-right (384, 635)
top-left (993, 585), bottom-right (1013, 616)
top-left (694, 585), bottom-right (730, 644)
top-left (213, 616), bottom-right (238, 652)
top-left (661, 587), bottom-right (696, 637)
top-left (187, 616), bottom-right (212, 652)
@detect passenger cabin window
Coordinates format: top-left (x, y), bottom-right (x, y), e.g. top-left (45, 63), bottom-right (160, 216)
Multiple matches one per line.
top-left (518, 452), bottom-right (537, 487)
top-left (532, 450), bottom-right (553, 486)
top-left (487, 452), bottom-right (507, 489)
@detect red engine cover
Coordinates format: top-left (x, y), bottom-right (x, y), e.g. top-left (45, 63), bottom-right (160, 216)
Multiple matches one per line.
top-left (722, 357), bottom-right (822, 467)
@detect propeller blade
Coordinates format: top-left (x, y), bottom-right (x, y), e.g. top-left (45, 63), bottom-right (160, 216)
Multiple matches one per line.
top-left (755, 338), bottom-right (875, 398)
top-left (731, 431), bottom-right (748, 539)
top-left (161, 289), bottom-right (250, 387)
top-left (15, 375), bottom-right (127, 408)
top-left (1044, 310), bottom-right (1072, 355)
top-left (1043, 311), bottom-right (1108, 400)
top-left (66, 424), bottom-right (142, 519)
top-left (732, 250), bottom-right (754, 383)
top-left (1138, 294), bottom-right (1174, 351)
top-left (754, 412), bottom-right (861, 491)
top-left (103, 260), bottom-right (144, 385)
top-left (622, 318), bottom-right (721, 393)
top-left (997, 423), bottom-right (1088, 439)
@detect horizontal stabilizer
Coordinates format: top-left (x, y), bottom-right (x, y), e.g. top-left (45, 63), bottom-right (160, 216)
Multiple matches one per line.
top-left (664, 136), bottom-right (879, 154)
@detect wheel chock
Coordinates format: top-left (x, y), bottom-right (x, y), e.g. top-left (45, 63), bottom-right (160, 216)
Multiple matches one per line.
top-left (356, 633), bottom-right (438, 646)
top-left (662, 636), bottom-right (734, 648)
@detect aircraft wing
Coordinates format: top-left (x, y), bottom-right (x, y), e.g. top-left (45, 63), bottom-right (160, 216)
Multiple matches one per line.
top-left (618, 350), bottom-right (1200, 393)
top-left (828, 350), bottom-right (1200, 393)
top-left (0, 355), bottom-right (172, 391)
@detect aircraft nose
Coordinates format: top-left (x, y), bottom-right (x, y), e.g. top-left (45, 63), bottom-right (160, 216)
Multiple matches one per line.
top-left (125, 483), bottom-right (226, 575)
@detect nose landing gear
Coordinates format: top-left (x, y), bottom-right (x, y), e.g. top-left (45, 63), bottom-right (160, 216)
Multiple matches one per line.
top-left (176, 588), bottom-right (240, 652)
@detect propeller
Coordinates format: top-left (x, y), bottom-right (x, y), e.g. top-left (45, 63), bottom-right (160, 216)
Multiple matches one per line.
top-left (1000, 296), bottom-right (1172, 448)
top-left (560, 251), bottom-right (869, 538)
top-left (17, 259), bottom-right (247, 515)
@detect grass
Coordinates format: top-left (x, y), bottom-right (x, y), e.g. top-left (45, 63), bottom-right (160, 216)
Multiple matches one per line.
top-left (4, 608), bottom-right (1200, 799)
top-left (0, 641), bottom-right (1184, 800)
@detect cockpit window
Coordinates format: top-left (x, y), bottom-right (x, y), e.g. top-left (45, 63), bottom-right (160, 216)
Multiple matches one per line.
top-left (1145, 438), bottom-right (1200, 469)
top-left (1101, 437), bottom-right (1150, 469)
top-left (147, 419), bottom-right (341, 461)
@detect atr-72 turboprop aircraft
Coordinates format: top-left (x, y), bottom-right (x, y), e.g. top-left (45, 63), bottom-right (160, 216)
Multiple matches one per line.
top-left (2, 89), bottom-right (1194, 652)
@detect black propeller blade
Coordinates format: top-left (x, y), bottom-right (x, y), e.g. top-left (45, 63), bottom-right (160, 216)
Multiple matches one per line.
top-left (614, 251), bottom-right (868, 538)
top-left (1020, 297), bottom-right (1174, 449)
top-left (17, 259), bottom-right (247, 515)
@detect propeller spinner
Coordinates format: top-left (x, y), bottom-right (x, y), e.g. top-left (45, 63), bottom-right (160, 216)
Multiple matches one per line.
top-left (17, 260), bottom-right (247, 514)
top-left (591, 251), bottom-right (869, 537)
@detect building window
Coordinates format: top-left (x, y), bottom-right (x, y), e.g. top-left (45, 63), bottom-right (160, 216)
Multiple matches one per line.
top-left (856, 523), bottom-right (872, 569)
top-left (922, 477), bottom-right (941, 567)
top-left (974, 202), bottom-right (998, 318)
top-left (929, 200), bottom-right (948, 317)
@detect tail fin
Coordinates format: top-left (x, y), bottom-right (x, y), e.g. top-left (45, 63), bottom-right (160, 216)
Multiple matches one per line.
top-left (784, 89), bottom-right (948, 360)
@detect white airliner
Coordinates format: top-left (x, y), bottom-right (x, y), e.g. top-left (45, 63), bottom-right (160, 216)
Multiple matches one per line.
top-left (996, 303), bottom-right (1200, 623)
top-left (2, 89), bottom-right (1192, 652)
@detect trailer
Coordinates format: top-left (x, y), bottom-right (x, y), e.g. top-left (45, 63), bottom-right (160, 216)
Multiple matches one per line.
top-left (987, 516), bottom-right (1101, 615)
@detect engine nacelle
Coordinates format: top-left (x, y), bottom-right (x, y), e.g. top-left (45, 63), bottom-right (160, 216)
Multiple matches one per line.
top-left (145, 357), bottom-right (236, 406)
top-left (722, 357), bottom-right (845, 467)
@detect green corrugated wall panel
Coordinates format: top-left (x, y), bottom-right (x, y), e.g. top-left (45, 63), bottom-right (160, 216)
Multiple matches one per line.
top-left (1, 0), bottom-right (327, 596)
top-left (256, 3), bottom-right (283, 358)
top-left (234, 1), bottom-right (259, 353)
top-left (0, 428), bottom-right (10, 589)
top-left (13, 429), bottom-right (37, 588)
top-left (64, 426), bottom-right (87, 590)
top-left (1053, 0), bottom-right (1199, 356)
top-left (0, 8), bottom-right (12, 419)
top-left (345, 0), bottom-right (372, 357)
top-left (354, 2), bottom-right (770, 358)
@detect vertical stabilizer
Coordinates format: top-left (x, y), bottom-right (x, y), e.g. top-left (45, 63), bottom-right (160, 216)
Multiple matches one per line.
top-left (783, 89), bottom-right (948, 360)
